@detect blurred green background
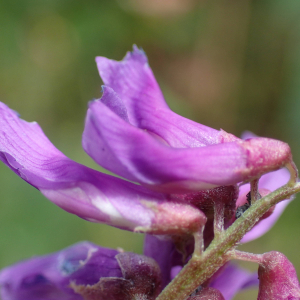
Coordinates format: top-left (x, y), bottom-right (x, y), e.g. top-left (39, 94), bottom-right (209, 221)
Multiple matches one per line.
top-left (1, 0), bottom-right (300, 299)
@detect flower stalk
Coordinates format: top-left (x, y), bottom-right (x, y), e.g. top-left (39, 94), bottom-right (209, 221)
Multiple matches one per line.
top-left (157, 175), bottom-right (300, 300)
top-left (230, 250), bottom-right (262, 264)
top-left (250, 178), bottom-right (260, 204)
top-left (213, 201), bottom-right (225, 238)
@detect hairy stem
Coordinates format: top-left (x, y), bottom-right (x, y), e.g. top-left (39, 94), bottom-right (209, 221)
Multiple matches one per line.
top-left (250, 178), bottom-right (260, 204)
top-left (156, 180), bottom-right (300, 300)
top-left (229, 250), bottom-right (262, 264)
top-left (193, 228), bottom-right (204, 258)
top-left (287, 161), bottom-right (299, 186)
top-left (213, 201), bottom-right (225, 238)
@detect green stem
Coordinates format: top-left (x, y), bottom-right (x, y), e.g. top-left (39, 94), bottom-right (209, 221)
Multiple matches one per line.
top-left (287, 161), bottom-right (298, 186)
top-left (230, 250), bottom-right (262, 264)
top-left (156, 181), bottom-right (300, 300)
top-left (250, 178), bottom-right (260, 204)
top-left (193, 228), bottom-right (204, 257)
top-left (213, 201), bottom-right (225, 238)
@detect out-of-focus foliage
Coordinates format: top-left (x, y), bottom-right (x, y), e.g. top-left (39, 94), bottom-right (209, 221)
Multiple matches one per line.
top-left (1, 1), bottom-right (300, 299)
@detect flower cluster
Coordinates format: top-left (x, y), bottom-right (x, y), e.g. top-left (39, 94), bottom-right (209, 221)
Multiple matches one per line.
top-left (0, 46), bottom-right (299, 300)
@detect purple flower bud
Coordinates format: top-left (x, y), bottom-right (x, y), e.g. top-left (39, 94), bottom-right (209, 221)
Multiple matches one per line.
top-left (258, 251), bottom-right (300, 300)
top-left (187, 287), bottom-right (225, 300)
top-left (0, 242), bottom-right (162, 300)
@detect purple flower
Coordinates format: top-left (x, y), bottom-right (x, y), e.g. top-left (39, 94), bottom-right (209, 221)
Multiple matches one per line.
top-left (0, 242), bottom-right (162, 300)
top-left (82, 45), bottom-right (292, 193)
top-left (0, 46), bottom-right (296, 300)
top-left (0, 102), bottom-right (206, 235)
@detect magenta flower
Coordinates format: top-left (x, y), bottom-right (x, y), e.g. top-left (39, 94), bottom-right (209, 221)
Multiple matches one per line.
top-left (0, 46), bottom-right (292, 234)
top-left (0, 242), bottom-right (162, 300)
top-left (0, 102), bottom-right (205, 235)
top-left (82, 46), bottom-right (292, 193)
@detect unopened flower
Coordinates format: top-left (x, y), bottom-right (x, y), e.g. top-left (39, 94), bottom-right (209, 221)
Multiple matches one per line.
top-left (238, 132), bottom-right (294, 243)
top-left (257, 251), bottom-right (300, 300)
top-left (0, 242), bottom-right (162, 300)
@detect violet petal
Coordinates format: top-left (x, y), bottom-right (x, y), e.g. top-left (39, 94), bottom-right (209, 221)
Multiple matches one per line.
top-left (83, 85), bottom-right (291, 193)
top-left (0, 242), bottom-right (162, 300)
top-left (0, 102), bottom-right (205, 234)
top-left (210, 263), bottom-right (258, 300)
top-left (0, 242), bottom-right (122, 300)
top-left (240, 167), bottom-right (293, 243)
top-left (96, 45), bottom-right (221, 148)
top-left (143, 235), bottom-right (184, 288)
top-left (83, 87), bottom-right (248, 192)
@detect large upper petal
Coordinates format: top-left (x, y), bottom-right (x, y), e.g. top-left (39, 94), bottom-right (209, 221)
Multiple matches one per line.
top-left (96, 45), bottom-right (221, 148)
top-left (82, 86), bottom-right (292, 193)
top-left (0, 102), bottom-right (205, 234)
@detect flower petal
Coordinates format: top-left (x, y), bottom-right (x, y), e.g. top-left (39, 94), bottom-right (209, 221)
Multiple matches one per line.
top-left (96, 45), bottom-right (221, 148)
top-left (72, 251), bottom-right (162, 300)
top-left (143, 235), bottom-right (184, 288)
top-left (241, 167), bottom-right (292, 243)
top-left (0, 102), bottom-right (205, 234)
top-left (209, 263), bottom-right (258, 300)
top-left (0, 242), bottom-right (162, 300)
top-left (83, 87), bottom-right (291, 193)
top-left (0, 242), bottom-right (122, 300)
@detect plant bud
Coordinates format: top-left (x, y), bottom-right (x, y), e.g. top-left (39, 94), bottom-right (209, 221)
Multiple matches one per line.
top-left (258, 251), bottom-right (300, 300)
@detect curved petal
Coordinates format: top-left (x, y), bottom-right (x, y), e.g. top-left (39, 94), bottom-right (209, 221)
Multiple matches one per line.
top-left (209, 263), bottom-right (258, 300)
top-left (96, 45), bottom-right (221, 148)
top-left (82, 87), bottom-right (291, 193)
top-left (0, 102), bottom-right (205, 234)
